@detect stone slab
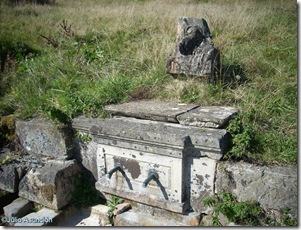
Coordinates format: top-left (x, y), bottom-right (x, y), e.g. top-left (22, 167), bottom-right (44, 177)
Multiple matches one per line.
top-left (215, 162), bottom-right (298, 218)
top-left (104, 100), bottom-right (198, 123)
top-left (0, 192), bottom-right (19, 215)
top-left (113, 203), bottom-right (131, 216)
top-left (124, 200), bottom-right (201, 226)
top-left (114, 210), bottom-right (179, 226)
top-left (14, 207), bottom-right (60, 226)
top-left (177, 106), bottom-right (238, 128)
top-left (114, 209), bottom-right (200, 226)
top-left (18, 159), bottom-right (81, 210)
top-left (3, 197), bottom-right (33, 218)
top-left (15, 118), bottom-right (74, 159)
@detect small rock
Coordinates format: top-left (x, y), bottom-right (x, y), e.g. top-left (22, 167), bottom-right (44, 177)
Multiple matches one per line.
top-left (113, 203), bottom-right (131, 216)
top-left (218, 212), bottom-right (229, 226)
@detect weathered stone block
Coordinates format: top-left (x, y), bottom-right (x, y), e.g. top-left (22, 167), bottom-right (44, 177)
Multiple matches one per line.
top-left (0, 164), bottom-right (24, 193)
top-left (18, 160), bottom-right (81, 210)
top-left (15, 118), bottom-right (74, 159)
top-left (166, 17), bottom-right (220, 80)
top-left (104, 100), bottom-right (198, 123)
top-left (177, 106), bottom-right (238, 128)
top-left (3, 197), bottom-right (33, 218)
top-left (215, 162), bottom-right (298, 218)
top-left (0, 155), bottom-right (47, 193)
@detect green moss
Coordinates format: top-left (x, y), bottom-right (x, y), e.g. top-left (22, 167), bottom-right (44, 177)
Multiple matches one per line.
top-left (0, 115), bottom-right (16, 147)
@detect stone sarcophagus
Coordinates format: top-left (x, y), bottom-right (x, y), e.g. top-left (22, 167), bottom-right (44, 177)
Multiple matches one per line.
top-left (72, 101), bottom-right (237, 214)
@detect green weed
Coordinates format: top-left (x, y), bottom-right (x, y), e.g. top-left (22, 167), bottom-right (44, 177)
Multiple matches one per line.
top-left (203, 191), bottom-right (297, 227)
top-left (225, 117), bottom-right (254, 161)
top-left (203, 191), bottom-right (263, 226)
top-left (75, 131), bottom-right (92, 143)
top-left (105, 195), bottom-right (124, 225)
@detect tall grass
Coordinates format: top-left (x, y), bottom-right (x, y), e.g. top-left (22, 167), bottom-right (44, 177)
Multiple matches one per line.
top-left (0, 0), bottom-right (297, 165)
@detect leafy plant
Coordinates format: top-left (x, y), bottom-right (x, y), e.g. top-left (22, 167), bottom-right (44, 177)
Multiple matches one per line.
top-left (105, 195), bottom-right (124, 225)
top-left (203, 191), bottom-right (263, 226)
top-left (75, 131), bottom-right (92, 143)
top-left (203, 192), bottom-right (297, 226)
top-left (225, 117), bottom-right (254, 160)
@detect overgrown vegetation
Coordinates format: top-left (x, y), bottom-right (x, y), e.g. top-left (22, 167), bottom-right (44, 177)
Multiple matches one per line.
top-left (0, 0), bottom-right (297, 165)
top-left (75, 131), bottom-right (92, 143)
top-left (203, 191), bottom-right (297, 226)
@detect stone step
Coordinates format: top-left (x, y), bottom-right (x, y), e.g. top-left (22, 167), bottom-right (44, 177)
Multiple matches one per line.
top-left (0, 191), bottom-right (19, 215)
top-left (114, 209), bottom-right (200, 226)
top-left (3, 197), bottom-right (33, 218)
top-left (13, 207), bottom-right (60, 226)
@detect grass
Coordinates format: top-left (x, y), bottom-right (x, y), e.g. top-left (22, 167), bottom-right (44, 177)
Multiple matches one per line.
top-left (0, 0), bottom-right (297, 165)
